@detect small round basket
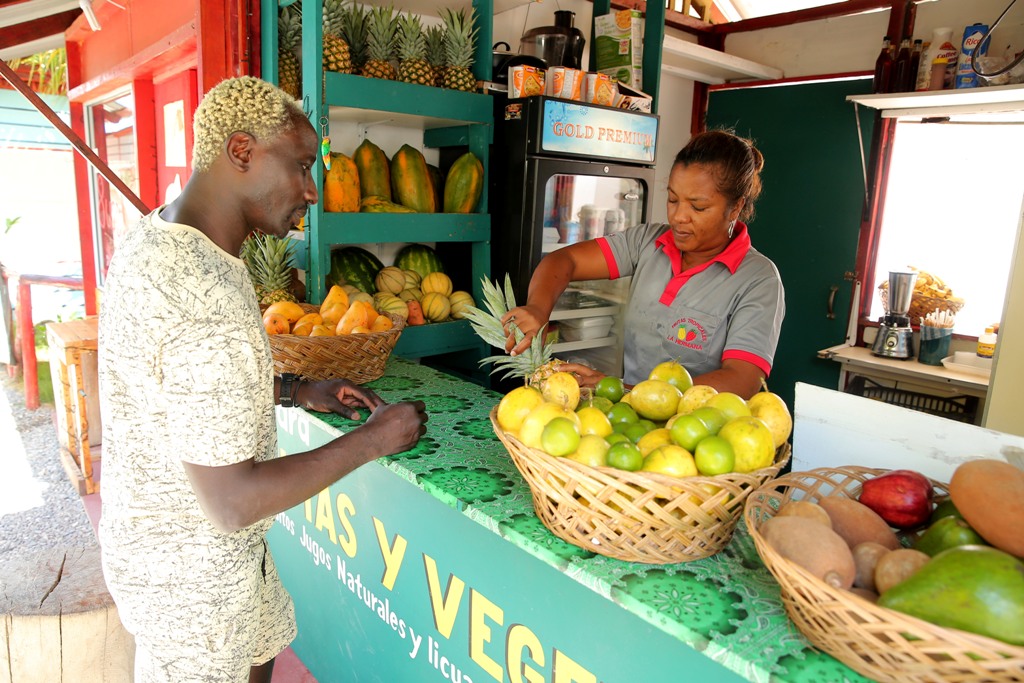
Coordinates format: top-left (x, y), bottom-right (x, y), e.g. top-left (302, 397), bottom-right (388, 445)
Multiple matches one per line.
top-left (490, 407), bottom-right (790, 564)
top-left (265, 303), bottom-right (405, 384)
top-left (743, 466), bottom-right (1024, 683)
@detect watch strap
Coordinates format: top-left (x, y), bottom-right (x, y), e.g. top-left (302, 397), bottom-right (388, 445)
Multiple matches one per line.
top-left (279, 373), bottom-right (300, 408)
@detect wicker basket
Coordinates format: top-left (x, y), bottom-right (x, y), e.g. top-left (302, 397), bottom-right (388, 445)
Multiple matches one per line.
top-left (878, 282), bottom-right (965, 323)
top-left (490, 407), bottom-right (790, 564)
top-left (264, 304), bottom-right (405, 384)
top-left (744, 466), bottom-right (1024, 683)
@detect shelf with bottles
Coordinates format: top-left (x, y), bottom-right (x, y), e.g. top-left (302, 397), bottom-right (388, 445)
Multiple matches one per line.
top-left (847, 82), bottom-right (1024, 118)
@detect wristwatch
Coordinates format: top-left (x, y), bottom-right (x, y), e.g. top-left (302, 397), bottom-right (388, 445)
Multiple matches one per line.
top-left (279, 373), bottom-right (301, 408)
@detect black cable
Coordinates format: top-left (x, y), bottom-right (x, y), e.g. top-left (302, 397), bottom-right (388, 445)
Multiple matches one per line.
top-left (971, 0), bottom-right (1024, 78)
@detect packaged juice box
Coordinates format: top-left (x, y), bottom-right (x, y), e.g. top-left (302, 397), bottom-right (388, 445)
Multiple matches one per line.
top-left (593, 9), bottom-right (643, 90)
top-left (955, 23), bottom-right (989, 89)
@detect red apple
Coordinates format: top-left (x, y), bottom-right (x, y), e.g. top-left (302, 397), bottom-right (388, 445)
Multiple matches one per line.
top-left (858, 469), bottom-right (935, 529)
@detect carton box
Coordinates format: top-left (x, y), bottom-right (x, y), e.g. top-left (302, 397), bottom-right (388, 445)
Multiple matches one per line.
top-left (594, 9), bottom-right (643, 90)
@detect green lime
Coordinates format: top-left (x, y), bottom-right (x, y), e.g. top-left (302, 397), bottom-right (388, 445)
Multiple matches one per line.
top-left (540, 417), bottom-right (581, 457)
top-left (607, 401), bottom-right (639, 425)
top-left (605, 432), bottom-right (632, 446)
top-left (670, 413), bottom-right (712, 452)
top-left (694, 436), bottom-right (735, 475)
top-left (690, 406), bottom-right (728, 435)
top-left (595, 376), bottom-right (626, 403)
top-left (623, 421), bottom-right (652, 444)
top-left (578, 396), bottom-right (615, 414)
top-left (607, 441), bottom-right (644, 471)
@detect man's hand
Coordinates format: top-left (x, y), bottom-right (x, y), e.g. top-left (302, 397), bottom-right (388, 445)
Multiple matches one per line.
top-left (296, 379), bottom-right (385, 419)
top-left (363, 401), bottom-right (428, 455)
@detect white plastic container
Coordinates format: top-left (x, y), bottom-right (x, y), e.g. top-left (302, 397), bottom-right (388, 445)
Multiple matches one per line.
top-left (558, 316), bottom-right (614, 341)
top-left (941, 351), bottom-right (993, 377)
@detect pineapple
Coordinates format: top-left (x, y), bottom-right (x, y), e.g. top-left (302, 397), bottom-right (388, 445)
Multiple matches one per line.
top-left (322, 0), bottom-right (353, 74)
top-left (397, 14), bottom-right (432, 86)
top-left (463, 275), bottom-right (569, 390)
top-left (339, 0), bottom-right (368, 74)
top-left (424, 24), bottom-right (446, 87)
top-left (277, 5), bottom-right (302, 99)
top-left (245, 233), bottom-right (299, 306)
top-left (362, 4), bottom-right (399, 81)
top-left (440, 6), bottom-right (478, 92)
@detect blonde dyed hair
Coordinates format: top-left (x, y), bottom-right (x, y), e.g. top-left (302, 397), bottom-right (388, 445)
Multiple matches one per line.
top-left (191, 76), bottom-right (305, 173)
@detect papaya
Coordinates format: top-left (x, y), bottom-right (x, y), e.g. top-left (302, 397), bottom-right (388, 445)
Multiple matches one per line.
top-left (390, 144), bottom-right (436, 213)
top-left (443, 151), bottom-right (484, 213)
top-left (352, 139), bottom-right (391, 201)
top-left (360, 196), bottom-right (417, 213)
top-left (948, 458), bottom-right (1024, 557)
top-left (323, 152), bottom-right (361, 212)
top-left (877, 545), bottom-right (1024, 646)
top-left (426, 163), bottom-right (444, 214)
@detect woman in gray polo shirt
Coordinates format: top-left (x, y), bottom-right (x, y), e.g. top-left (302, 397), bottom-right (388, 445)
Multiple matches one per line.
top-left (503, 129), bottom-right (784, 400)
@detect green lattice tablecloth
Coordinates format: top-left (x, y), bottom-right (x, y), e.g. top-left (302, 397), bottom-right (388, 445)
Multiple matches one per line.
top-left (311, 357), bottom-right (871, 683)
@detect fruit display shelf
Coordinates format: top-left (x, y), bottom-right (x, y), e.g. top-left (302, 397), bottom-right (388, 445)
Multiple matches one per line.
top-left (267, 358), bottom-right (874, 683)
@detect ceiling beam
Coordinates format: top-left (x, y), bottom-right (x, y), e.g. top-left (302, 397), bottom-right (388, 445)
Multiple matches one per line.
top-left (0, 9), bottom-right (79, 50)
top-left (708, 0), bottom-right (892, 33)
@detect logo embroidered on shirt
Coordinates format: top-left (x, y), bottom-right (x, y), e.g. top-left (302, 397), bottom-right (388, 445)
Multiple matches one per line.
top-left (669, 318), bottom-right (707, 350)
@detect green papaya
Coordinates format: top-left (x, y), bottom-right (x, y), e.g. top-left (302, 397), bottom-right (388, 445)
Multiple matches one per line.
top-left (877, 545), bottom-right (1024, 645)
top-left (913, 515), bottom-right (987, 557)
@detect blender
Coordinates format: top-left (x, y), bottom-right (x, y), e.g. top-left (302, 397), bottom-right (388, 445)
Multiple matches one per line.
top-left (872, 270), bottom-right (918, 359)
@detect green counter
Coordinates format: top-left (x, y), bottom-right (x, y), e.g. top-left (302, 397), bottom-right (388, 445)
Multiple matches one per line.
top-left (269, 358), bottom-right (868, 683)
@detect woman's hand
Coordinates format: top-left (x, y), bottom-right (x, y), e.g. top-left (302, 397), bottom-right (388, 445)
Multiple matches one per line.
top-left (555, 362), bottom-right (606, 390)
top-left (502, 305), bottom-right (549, 356)
top-left (296, 379), bottom-right (385, 420)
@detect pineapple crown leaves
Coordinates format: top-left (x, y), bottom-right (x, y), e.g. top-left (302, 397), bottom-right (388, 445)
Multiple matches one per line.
top-left (462, 274), bottom-right (552, 381)
top-left (322, 0), bottom-right (345, 35)
top-left (441, 6), bottom-right (478, 69)
top-left (339, 1), bottom-right (369, 63)
top-left (278, 4), bottom-right (302, 50)
top-left (366, 4), bottom-right (399, 62)
top-left (424, 25), bottom-right (446, 66)
top-left (397, 13), bottom-right (427, 61)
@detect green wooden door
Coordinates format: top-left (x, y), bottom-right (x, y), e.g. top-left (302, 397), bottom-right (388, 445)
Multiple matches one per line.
top-left (707, 79), bottom-right (875, 410)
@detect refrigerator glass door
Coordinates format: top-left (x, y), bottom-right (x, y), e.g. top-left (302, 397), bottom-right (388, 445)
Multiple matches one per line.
top-left (539, 172), bottom-right (646, 376)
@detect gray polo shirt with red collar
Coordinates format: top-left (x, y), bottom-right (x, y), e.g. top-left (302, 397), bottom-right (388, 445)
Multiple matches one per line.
top-left (596, 221), bottom-right (785, 385)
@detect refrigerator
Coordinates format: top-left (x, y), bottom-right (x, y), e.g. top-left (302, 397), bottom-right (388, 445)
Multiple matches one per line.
top-left (490, 95), bottom-right (659, 379)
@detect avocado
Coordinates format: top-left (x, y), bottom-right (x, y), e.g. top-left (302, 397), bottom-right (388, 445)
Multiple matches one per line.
top-left (877, 545), bottom-right (1024, 646)
top-left (928, 497), bottom-right (963, 525)
top-left (913, 515), bottom-right (986, 557)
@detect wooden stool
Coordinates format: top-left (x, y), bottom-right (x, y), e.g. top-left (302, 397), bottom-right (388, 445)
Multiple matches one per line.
top-left (0, 546), bottom-right (135, 682)
top-left (46, 317), bottom-right (100, 495)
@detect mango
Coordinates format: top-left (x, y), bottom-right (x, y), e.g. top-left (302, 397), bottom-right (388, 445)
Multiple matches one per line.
top-left (877, 545), bottom-right (1024, 646)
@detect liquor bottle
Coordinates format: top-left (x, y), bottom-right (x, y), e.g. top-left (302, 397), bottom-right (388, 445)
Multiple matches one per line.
top-left (873, 36), bottom-right (894, 93)
top-left (907, 39), bottom-right (923, 92)
top-left (892, 38), bottom-right (913, 92)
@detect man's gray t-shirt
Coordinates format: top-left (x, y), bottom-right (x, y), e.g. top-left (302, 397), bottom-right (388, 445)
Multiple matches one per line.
top-left (597, 221), bottom-right (785, 385)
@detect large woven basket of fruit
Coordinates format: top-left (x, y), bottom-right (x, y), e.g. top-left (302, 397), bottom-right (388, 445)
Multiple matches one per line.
top-left (260, 294), bottom-right (405, 384)
top-left (743, 463), bottom-right (1024, 683)
top-left (465, 277), bottom-right (791, 564)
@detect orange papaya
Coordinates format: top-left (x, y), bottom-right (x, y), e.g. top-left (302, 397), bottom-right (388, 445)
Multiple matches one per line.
top-left (443, 152), bottom-right (484, 213)
top-left (426, 164), bottom-right (444, 214)
top-left (353, 139), bottom-right (391, 201)
top-left (390, 144), bottom-right (436, 213)
top-left (324, 152), bottom-right (361, 212)
top-left (360, 196), bottom-right (417, 213)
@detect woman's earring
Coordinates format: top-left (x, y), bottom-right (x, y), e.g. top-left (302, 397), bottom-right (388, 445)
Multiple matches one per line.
top-left (728, 220), bottom-right (736, 238)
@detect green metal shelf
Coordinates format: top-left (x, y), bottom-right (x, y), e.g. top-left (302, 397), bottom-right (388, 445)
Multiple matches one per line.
top-left (261, 0), bottom-right (494, 365)
top-left (324, 73), bottom-right (493, 126)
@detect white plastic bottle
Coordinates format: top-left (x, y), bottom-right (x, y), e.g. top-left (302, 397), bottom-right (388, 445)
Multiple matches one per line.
top-left (917, 28), bottom-right (958, 91)
top-left (977, 326), bottom-right (997, 358)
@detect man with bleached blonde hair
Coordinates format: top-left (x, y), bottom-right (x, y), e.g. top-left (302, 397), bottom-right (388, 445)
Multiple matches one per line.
top-left (98, 75), bottom-right (427, 683)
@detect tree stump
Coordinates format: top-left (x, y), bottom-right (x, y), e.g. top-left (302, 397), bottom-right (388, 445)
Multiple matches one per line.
top-left (0, 547), bottom-right (134, 682)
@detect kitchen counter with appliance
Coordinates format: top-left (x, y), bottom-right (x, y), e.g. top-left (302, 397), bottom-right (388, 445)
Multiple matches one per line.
top-left (268, 357), bottom-right (871, 682)
top-left (825, 344), bottom-right (990, 399)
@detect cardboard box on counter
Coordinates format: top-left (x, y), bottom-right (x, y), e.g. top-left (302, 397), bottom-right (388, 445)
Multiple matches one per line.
top-left (594, 9), bottom-right (643, 90)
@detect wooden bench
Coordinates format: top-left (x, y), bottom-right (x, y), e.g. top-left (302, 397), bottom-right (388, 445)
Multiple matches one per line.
top-left (0, 546), bottom-right (134, 682)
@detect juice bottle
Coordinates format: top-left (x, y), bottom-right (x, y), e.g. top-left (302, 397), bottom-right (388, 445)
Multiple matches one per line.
top-left (977, 326), bottom-right (997, 358)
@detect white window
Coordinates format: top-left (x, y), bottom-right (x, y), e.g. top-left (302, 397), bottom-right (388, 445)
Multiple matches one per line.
top-left (869, 115), bottom-right (1024, 337)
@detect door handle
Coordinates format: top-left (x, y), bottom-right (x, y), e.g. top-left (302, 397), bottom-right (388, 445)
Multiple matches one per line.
top-left (827, 285), bottom-right (839, 319)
